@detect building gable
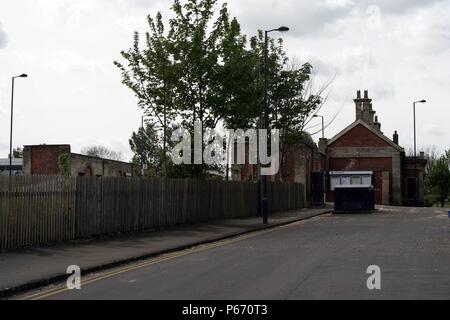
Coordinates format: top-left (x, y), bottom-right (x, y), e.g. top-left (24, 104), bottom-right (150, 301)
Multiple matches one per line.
top-left (328, 120), bottom-right (403, 151)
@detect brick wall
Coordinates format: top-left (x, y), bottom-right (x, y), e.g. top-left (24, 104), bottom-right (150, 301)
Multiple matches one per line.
top-left (329, 124), bottom-right (391, 148)
top-left (23, 145), bottom-right (71, 175)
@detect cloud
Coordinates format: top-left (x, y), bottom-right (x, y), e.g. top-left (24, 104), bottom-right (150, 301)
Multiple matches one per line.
top-left (354, 0), bottom-right (445, 15)
top-left (45, 50), bottom-right (101, 74)
top-left (337, 45), bottom-right (376, 75)
top-left (310, 57), bottom-right (337, 76)
top-left (387, 1), bottom-right (450, 54)
top-left (0, 22), bottom-right (7, 49)
top-left (228, 0), bottom-right (353, 38)
top-left (229, 0), bottom-right (446, 39)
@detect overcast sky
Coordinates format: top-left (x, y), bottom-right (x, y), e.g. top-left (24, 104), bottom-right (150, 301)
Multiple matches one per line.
top-left (0, 0), bottom-right (449, 161)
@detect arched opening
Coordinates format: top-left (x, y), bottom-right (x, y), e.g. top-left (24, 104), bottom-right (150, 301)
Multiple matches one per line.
top-left (84, 166), bottom-right (93, 177)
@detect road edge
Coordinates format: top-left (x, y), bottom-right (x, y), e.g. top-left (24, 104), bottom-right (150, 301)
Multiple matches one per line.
top-left (1, 209), bottom-right (331, 299)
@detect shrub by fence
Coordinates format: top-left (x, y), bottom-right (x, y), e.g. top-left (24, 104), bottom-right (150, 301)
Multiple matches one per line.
top-left (0, 176), bottom-right (304, 249)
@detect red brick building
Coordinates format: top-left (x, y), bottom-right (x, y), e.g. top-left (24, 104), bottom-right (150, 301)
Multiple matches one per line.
top-left (23, 144), bottom-right (135, 177)
top-left (323, 90), bottom-right (427, 206)
top-left (234, 90), bottom-right (427, 207)
top-left (232, 139), bottom-right (325, 206)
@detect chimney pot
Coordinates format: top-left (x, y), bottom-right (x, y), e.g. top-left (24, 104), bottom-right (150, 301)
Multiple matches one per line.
top-left (364, 90), bottom-right (369, 99)
top-left (357, 90), bottom-right (361, 99)
top-left (393, 130), bottom-right (399, 145)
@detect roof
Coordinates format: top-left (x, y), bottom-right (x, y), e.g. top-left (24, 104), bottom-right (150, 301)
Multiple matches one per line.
top-left (330, 171), bottom-right (373, 175)
top-left (0, 158), bottom-right (23, 166)
top-left (70, 153), bottom-right (133, 165)
top-left (327, 119), bottom-right (404, 152)
top-left (24, 144), bottom-right (71, 148)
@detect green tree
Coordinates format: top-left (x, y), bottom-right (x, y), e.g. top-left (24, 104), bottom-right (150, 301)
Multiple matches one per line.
top-left (428, 153), bottom-right (450, 207)
top-left (117, 0), bottom-right (328, 181)
top-left (114, 12), bottom-right (177, 176)
top-left (58, 153), bottom-right (70, 176)
top-left (10, 147), bottom-right (23, 158)
top-left (245, 32), bottom-right (327, 181)
top-left (129, 123), bottom-right (165, 177)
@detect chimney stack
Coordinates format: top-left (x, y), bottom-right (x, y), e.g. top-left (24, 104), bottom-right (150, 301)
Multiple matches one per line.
top-left (393, 130), bottom-right (399, 145)
top-left (354, 89), bottom-right (373, 123)
top-left (354, 90), bottom-right (363, 120)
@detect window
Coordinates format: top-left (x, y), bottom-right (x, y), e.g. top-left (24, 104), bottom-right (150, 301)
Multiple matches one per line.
top-left (351, 176), bottom-right (362, 185)
top-left (362, 175), bottom-right (372, 185)
top-left (341, 176), bottom-right (351, 185)
top-left (331, 176), bottom-right (340, 190)
top-left (329, 171), bottom-right (373, 190)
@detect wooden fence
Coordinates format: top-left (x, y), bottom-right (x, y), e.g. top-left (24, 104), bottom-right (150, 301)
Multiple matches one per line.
top-left (0, 176), bottom-right (304, 249)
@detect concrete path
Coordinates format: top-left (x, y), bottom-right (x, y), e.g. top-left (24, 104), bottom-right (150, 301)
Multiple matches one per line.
top-left (0, 207), bottom-right (331, 298)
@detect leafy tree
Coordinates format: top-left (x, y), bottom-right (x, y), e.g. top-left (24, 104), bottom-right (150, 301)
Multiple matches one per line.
top-left (116, 0), bottom-right (328, 181)
top-left (9, 147), bottom-right (23, 159)
top-left (427, 152), bottom-right (450, 207)
top-left (245, 33), bottom-right (327, 181)
top-left (129, 123), bottom-right (165, 177)
top-left (116, 0), bottom-right (247, 177)
top-left (81, 146), bottom-right (123, 161)
top-left (58, 153), bottom-right (70, 176)
top-left (114, 12), bottom-right (176, 176)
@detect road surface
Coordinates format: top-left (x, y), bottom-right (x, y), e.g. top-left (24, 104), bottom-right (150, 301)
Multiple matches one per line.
top-left (20, 206), bottom-right (450, 300)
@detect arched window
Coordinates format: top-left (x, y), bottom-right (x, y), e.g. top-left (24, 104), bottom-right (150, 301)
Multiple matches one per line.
top-left (84, 166), bottom-right (93, 177)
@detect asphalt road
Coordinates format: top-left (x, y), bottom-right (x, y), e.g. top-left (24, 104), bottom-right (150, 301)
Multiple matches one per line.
top-left (23, 206), bottom-right (450, 300)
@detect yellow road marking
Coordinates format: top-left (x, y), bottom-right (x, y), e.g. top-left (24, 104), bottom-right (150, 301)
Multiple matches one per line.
top-left (18, 215), bottom-right (324, 300)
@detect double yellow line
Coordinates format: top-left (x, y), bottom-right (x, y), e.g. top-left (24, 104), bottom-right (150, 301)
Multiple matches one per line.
top-left (18, 216), bottom-right (322, 300)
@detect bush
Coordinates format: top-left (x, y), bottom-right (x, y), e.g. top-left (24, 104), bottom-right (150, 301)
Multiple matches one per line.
top-left (424, 194), bottom-right (438, 207)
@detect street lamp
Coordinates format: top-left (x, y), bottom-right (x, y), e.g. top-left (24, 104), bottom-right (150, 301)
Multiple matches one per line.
top-left (260, 26), bottom-right (289, 224)
top-left (413, 99), bottom-right (426, 205)
top-left (313, 114), bottom-right (325, 139)
top-left (140, 114), bottom-right (150, 177)
top-left (9, 73), bottom-right (28, 190)
top-left (313, 114), bottom-right (326, 205)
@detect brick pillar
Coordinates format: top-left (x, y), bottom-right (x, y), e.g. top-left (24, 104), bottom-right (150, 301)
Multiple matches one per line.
top-left (382, 171), bottom-right (390, 205)
top-left (392, 153), bottom-right (402, 205)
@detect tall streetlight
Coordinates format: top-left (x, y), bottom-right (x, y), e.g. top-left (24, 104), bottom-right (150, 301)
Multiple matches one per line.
top-left (313, 114), bottom-right (326, 205)
top-left (313, 114), bottom-right (325, 139)
top-left (261, 26), bottom-right (289, 224)
top-left (140, 114), bottom-right (150, 177)
top-left (413, 99), bottom-right (426, 205)
top-left (9, 73), bottom-right (28, 190)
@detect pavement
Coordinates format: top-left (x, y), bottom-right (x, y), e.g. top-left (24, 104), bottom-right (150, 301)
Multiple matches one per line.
top-left (14, 205), bottom-right (450, 300)
top-left (0, 206), bottom-right (332, 298)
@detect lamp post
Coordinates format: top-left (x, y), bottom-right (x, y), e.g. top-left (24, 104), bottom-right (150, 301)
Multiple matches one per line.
top-left (313, 114), bottom-right (325, 139)
top-left (140, 114), bottom-right (150, 177)
top-left (413, 99), bottom-right (426, 205)
top-left (9, 73), bottom-right (28, 191)
top-left (261, 26), bottom-right (289, 224)
top-left (313, 114), bottom-right (326, 205)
